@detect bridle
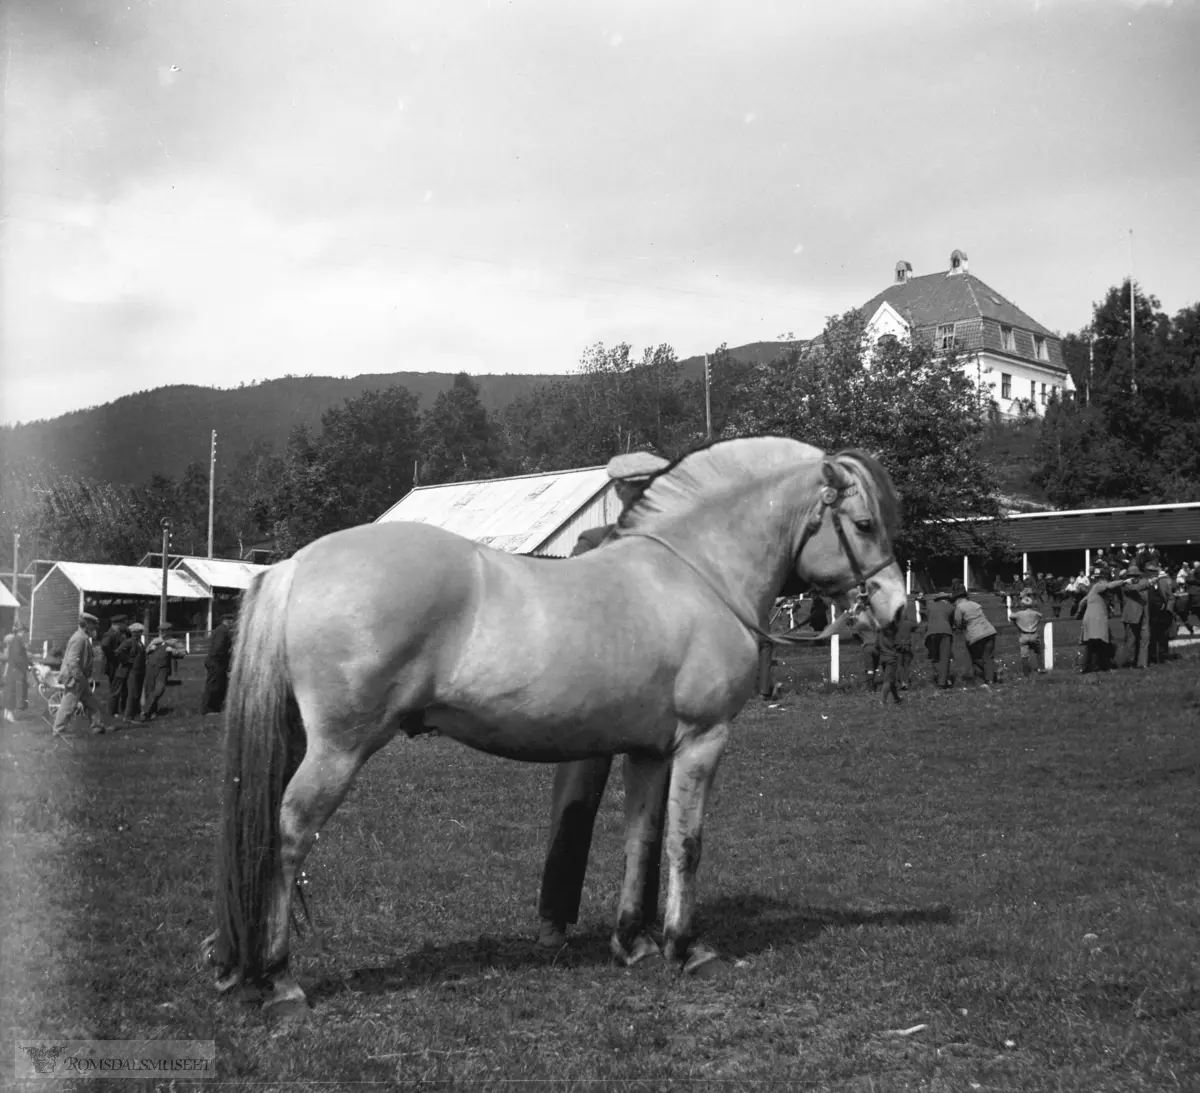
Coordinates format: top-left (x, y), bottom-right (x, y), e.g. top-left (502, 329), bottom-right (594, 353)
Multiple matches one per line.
top-left (622, 479), bottom-right (896, 648)
top-left (793, 483), bottom-right (897, 599)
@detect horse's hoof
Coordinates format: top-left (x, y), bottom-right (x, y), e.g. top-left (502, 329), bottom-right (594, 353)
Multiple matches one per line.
top-left (611, 931), bottom-right (662, 967)
top-left (628, 933), bottom-right (662, 965)
top-left (200, 931), bottom-right (220, 967)
top-left (214, 971), bottom-right (243, 994)
top-left (682, 943), bottom-right (723, 978)
top-left (263, 996), bottom-right (310, 1027)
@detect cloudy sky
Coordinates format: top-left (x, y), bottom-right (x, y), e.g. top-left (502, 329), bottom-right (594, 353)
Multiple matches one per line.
top-left (2, 0), bottom-right (1197, 425)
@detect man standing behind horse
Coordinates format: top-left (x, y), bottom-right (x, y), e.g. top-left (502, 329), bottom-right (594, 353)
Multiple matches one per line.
top-left (201, 614), bottom-right (236, 715)
top-left (537, 450), bottom-right (670, 950)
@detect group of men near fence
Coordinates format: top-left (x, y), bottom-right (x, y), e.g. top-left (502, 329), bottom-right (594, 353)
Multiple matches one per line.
top-left (838, 550), bottom-right (1200, 695)
top-left (0, 609), bottom-right (239, 736)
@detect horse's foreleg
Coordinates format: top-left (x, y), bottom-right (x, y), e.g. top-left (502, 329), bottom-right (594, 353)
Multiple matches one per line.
top-left (662, 721), bottom-right (730, 975)
top-left (611, 754), bottom-right (670, 966)
top-left (261, 744), bottom-right (366, 1020)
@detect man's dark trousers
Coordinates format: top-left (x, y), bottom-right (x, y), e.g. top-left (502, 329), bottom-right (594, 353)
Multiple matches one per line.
top-left (539, 757), bottom-right (665, 929)
top-left (925, 633), bottom-right (952, 687)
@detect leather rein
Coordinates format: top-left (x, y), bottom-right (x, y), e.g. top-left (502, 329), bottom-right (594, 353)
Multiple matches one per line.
top-left (624, 482), bottom-right (896, 649)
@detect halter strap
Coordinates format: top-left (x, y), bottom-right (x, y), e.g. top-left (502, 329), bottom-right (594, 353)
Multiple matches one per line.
top-left (622, 530), bottom-right (776, 646)
top-left (622, 482), bottom-right (896, 649)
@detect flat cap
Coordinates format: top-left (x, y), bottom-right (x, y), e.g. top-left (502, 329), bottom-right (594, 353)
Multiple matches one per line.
top-left (607, 451), bottom-right (669, 482)
top-left (80, 612), bottom-right (100, 624)
top-left (128, 622), bottom-right (145, 632)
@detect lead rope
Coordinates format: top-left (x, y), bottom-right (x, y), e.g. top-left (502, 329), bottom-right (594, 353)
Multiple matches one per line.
top-left (623, 488), bottom-right (896, 648)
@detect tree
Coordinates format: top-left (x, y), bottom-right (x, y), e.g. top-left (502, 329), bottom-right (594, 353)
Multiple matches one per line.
top-left (725, 310), bottom-right (1007, 567)
top-left (266, 386), bottom-right (422, 554)
top-left (499, 343), bottom-right (696, 472)
top-left (419, 373), bottom-right (499, 483)
top-left (1033, 282), bottom-right (1200, 505)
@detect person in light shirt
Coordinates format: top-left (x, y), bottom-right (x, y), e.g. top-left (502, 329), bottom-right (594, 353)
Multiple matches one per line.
top-left (951, 587), bottom-right (998, 687)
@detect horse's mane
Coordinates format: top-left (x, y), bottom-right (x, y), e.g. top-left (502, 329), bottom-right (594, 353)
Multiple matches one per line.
top-left (615, 436), bottom-right (899, 539)
top-left (615, 436), bottom-right (824, 533)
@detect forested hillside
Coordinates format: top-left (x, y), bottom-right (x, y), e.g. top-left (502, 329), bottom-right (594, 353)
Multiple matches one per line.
top-left (0, 372), bottom-right (555, 485)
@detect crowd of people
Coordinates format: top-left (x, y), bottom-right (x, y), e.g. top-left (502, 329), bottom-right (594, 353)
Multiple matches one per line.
top-left (0, 610), bottom-right (238, 735)
top-left (787, 541), bottom-right (1200, 698)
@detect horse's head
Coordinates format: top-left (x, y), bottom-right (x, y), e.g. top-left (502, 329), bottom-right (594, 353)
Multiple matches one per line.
top-left (790, 450), bottom-right (907, 628)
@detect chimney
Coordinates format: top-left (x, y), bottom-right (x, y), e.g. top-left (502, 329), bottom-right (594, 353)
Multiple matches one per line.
top-left (949, 248), bottom-right (969, 275)
top-left (894, 260), bottom-right (913, 284)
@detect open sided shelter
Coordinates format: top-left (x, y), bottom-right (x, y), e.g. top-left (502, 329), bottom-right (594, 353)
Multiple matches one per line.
top-left (932, 500), bottom-right (1200, 590)
top-left (174, 557), bottom-right (272, 627)
top-left (29, 562), bottom-right (208, 650)
top-left (375, 466), bottom-right (619, 556)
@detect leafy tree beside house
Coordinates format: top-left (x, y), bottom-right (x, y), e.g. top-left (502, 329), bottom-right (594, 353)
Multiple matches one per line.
top-left (1033, 281), bottom-right (1200, 506)
top-left (724, 309), bottom-right (1007, 568)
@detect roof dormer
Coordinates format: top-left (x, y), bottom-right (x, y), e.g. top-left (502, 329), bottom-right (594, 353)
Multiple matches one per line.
top-left (949, 249), bottom-right (969, 276)
top-left (894, 260), bottom-right (913, 284)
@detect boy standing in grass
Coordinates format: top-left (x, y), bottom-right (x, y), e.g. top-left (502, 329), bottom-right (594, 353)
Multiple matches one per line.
top-left (1007, 593), bottom-right (1044, 678)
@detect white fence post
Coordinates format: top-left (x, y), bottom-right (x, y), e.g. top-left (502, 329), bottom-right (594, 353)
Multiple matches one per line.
top-left (43, 640), bottom-right (49, 658)
top-left (186, 632), bottom-right (191, 654)
top-left (1043, 622), bottom-right (1054, 671)
top-left (830, 633), bottom-right (840, 683)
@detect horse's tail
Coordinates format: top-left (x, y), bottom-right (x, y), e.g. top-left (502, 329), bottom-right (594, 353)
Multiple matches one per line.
top-left (212, 556), bottom-right (303, 984)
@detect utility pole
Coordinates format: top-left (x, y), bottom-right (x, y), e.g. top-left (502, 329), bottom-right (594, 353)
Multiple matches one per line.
top-left (1129, 230), bottom-right (1137, 396)
top-left (159, 518), bottom-right (172, 633)
top-left (11, 532), bottom-right (19, 627)
top-left (1087, 327), bottom-right (1093, 407)
top-left (704, 353), bottom-right (713, 441)
top-left (207, 430), bottom-right (217, 559)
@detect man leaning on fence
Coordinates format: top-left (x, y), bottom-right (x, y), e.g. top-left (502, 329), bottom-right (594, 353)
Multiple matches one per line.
top-left (201, 613), bottom-right (236, 715)
top-left (52, 613), bottom-right (109, 736)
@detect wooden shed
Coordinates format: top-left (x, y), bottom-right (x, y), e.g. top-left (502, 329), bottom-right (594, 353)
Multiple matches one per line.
top-left (29, 562), bottom-right (209, 652)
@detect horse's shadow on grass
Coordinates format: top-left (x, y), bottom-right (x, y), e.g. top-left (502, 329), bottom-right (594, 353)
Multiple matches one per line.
top-left (307, 894), bottom-right (954, 1001)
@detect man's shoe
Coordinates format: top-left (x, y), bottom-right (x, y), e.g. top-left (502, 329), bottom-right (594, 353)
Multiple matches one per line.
top-left (91, 724), bottom-right (106, 735)
top-left (537, 919), bottom-right (567, 948)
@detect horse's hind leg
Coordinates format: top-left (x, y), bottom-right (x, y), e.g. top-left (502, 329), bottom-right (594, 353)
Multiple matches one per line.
top-left (662, 720), bottom-right (730, 975)
top-left (261, 740), bottom-right (369, 1020)
top-left (611, 754), bottom-right (670, 966)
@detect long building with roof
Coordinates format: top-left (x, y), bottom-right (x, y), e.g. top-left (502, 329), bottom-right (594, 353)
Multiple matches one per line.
top-left (28, 561), bottom-right (210, 648)
top-left (860, 249), bottom-right (1073, 416)
top-left (375, 465), bottom-right (621, 557)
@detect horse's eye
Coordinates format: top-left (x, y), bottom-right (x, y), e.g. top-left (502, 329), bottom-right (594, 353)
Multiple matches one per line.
top-left (854, 518), bottom-right (874, 533)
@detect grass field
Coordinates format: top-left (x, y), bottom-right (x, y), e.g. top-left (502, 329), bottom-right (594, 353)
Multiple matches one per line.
top-left (2, 651), bottom-right (1198, 1091)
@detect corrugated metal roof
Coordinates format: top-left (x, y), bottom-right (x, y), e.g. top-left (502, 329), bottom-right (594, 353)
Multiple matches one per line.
top-left (375, 466), bottom-right (612, 554)
top-left (178, 558), bottom-right (272, 591)
top-left (1002, 506), bottom-right (1200, 553)
top-left (0, 583), bottom-right (18, 608)
top-left (941, 501), bottom-right (1200, 554)
top-left (47, 562), bottom-right (209, 599)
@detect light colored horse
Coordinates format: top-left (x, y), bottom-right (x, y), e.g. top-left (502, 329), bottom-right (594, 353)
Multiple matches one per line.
top-left (203, 436), bottom-right (907, 1020)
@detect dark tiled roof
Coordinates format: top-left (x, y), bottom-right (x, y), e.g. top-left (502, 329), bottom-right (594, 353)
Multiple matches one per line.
top-left (861, 272), bottom-right (1056, 339)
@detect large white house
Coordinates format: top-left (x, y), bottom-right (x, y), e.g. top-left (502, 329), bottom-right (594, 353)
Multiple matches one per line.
top-left (860, 250), bottom-right (1074, 416)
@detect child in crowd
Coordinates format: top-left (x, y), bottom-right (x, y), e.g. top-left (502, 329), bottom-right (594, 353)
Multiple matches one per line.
top-left (1008, 593), bottom-right (1044, 678)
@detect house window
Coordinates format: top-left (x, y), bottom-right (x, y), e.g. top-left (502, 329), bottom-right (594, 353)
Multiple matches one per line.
top-left (1001, 325), bottom-right (1015, 352)
top-left (937, 323), bottom-right (956, 350)
top-left (1051, 385), bottom-right (1059, 401)
top-left (1001, 373), bottom-right (1011, 399)
top-left (1033, 335), bottom-right (1048, 361)
top-left (1030, 379), bottom-right (1036, 401)
top-left (1040, 383), bottom-right (1047, 404)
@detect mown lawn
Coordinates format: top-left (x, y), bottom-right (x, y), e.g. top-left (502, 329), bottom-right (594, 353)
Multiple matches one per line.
top-left (2, 653), bottom-right (1198, 1091)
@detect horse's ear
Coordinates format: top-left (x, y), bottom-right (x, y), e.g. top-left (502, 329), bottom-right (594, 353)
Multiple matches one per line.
top-left (821, 458), bottom-right (852, 490)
